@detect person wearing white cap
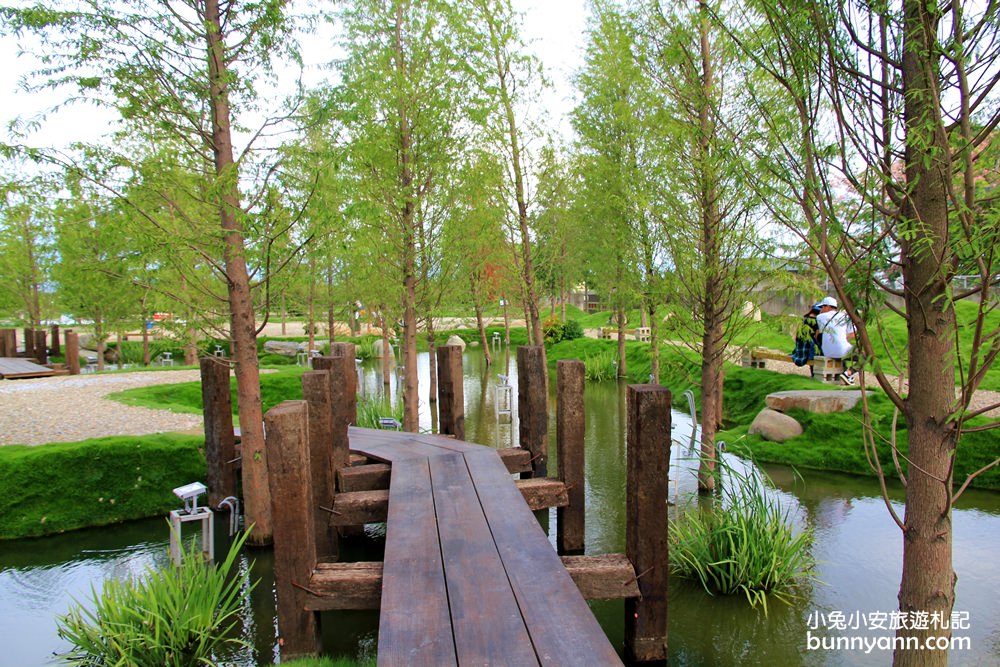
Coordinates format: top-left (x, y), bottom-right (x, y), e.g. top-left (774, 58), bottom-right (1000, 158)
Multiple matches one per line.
top-left (815, 296), bottom-right (858, 384)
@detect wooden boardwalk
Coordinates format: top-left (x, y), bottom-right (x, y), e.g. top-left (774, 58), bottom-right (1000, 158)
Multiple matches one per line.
top-left (0, 357), bottom-right (54, 379)
top-left (350, 428), bottom-right (623, 666)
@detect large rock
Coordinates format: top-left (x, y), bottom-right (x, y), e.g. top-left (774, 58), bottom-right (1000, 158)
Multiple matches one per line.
top-left (445, 335), bottom-right (467, 351)
top-left (766, 390), bottom-right (863, 414)
top-left (748, 408), bottom-right (803, 442)
top-left (263, 340), bottom-right (304, 357)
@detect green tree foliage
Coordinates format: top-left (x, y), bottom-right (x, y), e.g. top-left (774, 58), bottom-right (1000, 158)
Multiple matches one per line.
top-left (0, 175), bottom-right (55, 325)
top-left (728, 0), bottom-right (1000, 662)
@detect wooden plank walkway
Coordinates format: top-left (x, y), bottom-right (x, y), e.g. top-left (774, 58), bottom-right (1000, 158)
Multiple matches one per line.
top-left (350, 429), bottom-right (623, 667)
top-left (0, 357), bottom-right (55, 379)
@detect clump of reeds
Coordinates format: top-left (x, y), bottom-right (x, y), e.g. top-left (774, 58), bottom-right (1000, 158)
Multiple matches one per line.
top-left (584, 351), bottom-right (618, 381)
top-left (669, 461), bottom-right (816, 614)
top-left (56, 528), bottom-right (254, 666)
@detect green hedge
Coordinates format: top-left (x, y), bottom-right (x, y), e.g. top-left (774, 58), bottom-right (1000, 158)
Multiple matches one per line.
top-left (0, 434), bottom-right (206, 540)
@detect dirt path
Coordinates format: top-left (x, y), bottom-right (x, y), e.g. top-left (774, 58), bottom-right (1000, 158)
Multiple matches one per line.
top-left (0, 370), bottom-right (203, 446)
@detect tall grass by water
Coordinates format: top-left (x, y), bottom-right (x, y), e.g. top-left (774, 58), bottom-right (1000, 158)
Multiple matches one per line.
top-left (669, 461), bottom-right (816, 615)
top-left (56, 529), bottom-right (253, 666)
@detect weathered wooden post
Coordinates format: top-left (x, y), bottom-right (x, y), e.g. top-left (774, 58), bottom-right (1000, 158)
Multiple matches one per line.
top-left (0, 329), bottom-right (14, 357)
top-left (50, 324), bottom-right (60, 357)
top-left (200, 357), bottom-right (237, 507)
top-left (265, 400), bottom-right (322, 658)
top-left (34, 329), bottom-right (47, 365)
top-left (436, 344), bottom-right (465, 440)
top-left (23, 328), bottom-right (35, 359)
top-left (557, 359), bottom-right (585, 554)
top-left (330, 342), bottom-right (358, 426)
top-left (625, 384), bottom-right (670, 662)
top-left (517, 345), bottom-right (548, 478)
top-left (65, 331), bottom-right (80, 375)
top-left (312, 353), bottom-right (353, 472)
top-left (301, 369), bottom-right (338, 561)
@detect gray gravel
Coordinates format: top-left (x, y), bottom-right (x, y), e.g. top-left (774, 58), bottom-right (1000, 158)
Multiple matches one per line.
top-left (0, 370), bottom-right (203, 446)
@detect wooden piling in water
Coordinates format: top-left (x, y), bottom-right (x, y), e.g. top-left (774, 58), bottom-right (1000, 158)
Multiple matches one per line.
top-left (517, 345), bottom-right (548, 478)
top-left (311, 351), bottom-right (354, 475)
top-left (33, 329), bottom-right (47, 365)
top-left (330, 342), bottom-right (358, 426)
top-left (436, 344), bottom-right (465, 440)
top-left (50, 324), bottom-right (60, 357)
top-left (557, 359), bottom-right (585, 554)
top-left (625, 384), bottom-right (670, 662)
top-left (201, 357), bottom-right (237, 508)
top-left (301, 370), bottom-right (338, 561)
top-left (65, 331), bottom-right (80, 375)
top-left (265, 400), bottom-right (322, 659)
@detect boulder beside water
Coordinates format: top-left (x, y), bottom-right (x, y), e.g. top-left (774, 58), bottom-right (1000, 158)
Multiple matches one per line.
top-left (748, 408), bottom-right (803, 442)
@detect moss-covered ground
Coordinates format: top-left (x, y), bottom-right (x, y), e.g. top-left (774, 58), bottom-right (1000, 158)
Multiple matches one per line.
top-left (0, 433), bottom-right (206, 539)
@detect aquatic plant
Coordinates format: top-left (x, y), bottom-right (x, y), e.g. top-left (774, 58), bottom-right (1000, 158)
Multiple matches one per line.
top-left (584, 351), bottom-right (618, 381)
top-left (56, 528), bottom-right (254, 666)
top-left (357, 393), bottom-right (404, 430)
top-left (669, 461), bottom-right (815, 614)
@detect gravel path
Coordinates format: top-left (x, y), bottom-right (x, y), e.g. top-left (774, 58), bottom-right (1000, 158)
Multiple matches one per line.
top-left (0, 370), bottom-right (204, 446)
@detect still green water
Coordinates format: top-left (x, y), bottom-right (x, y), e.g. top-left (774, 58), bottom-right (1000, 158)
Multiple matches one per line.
top-left (2, 348), bottom-right (999, 666)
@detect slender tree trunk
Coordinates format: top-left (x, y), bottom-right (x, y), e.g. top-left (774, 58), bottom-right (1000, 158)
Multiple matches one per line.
top-left (648, 301), bottom-right (659, 383)
top-left (280, 293), bottom-right (287, 336)
top-left (427, 320), bottom-right (438, 408)
top-left (616, 305), bottom-right (627, 378)
top-left (142, 317), bottom-right (150, 367)
top-left (472, 274), bottom-right (492, 365)
top-left (380, 305), bottom-right (392, 387)
top-left (307, 266), bottom-right (316, 356)
top-left (892, 3), bottom-right (958, 663)
top-left (502, 293), bottom-right (511, 371)
top-left (393, 4), bottom-right (420, 433)
top-left (326, 268), bottom-right (335, 343)
top-left (697, 0), bottom-right (721, 495)
top-left (185, 325), bottom-right (198, 366)
top-left (94, 314), bottom-right (105, 371)
top-left (205, 0), bottom-right (270, 544)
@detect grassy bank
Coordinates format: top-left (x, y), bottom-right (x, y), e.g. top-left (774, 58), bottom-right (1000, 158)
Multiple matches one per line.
top-left (546, 337), bottom-right (1000, 491)
top-left (0, 433), bottom-right (206, 540)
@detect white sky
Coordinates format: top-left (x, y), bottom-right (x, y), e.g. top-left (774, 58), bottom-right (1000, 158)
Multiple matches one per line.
top-left (0, 1), bottom-right (591, 155)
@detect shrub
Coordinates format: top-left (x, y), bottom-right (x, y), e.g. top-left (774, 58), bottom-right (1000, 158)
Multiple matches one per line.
top-left (56, 529), bottom-right (254, 666)
top-left (542, 318), bottom-right (565, 345)
top-left (669, 460), bottom-right (815, 614)
top-left (562, 319), bottom-right (584, 341)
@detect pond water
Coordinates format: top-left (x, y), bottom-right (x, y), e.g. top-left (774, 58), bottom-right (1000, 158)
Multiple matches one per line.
top-left (3, 347), bottom-right (1000, 666)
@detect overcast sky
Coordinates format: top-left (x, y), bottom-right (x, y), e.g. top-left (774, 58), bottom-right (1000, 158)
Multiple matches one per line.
top-left (0, 1), bottom-right (591, 154)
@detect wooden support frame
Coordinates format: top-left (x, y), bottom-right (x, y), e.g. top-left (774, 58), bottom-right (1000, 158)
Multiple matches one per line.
top-left (556, 359), bottom-right (586, 553)
top-left (304, 554), bottom-right (640, 611)
top-left (625, 384), bottom-right (670, 662)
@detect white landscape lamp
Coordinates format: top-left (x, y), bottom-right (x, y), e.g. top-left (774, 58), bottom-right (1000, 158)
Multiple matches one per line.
top-left (169, 481), bottom-right (214, 565)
